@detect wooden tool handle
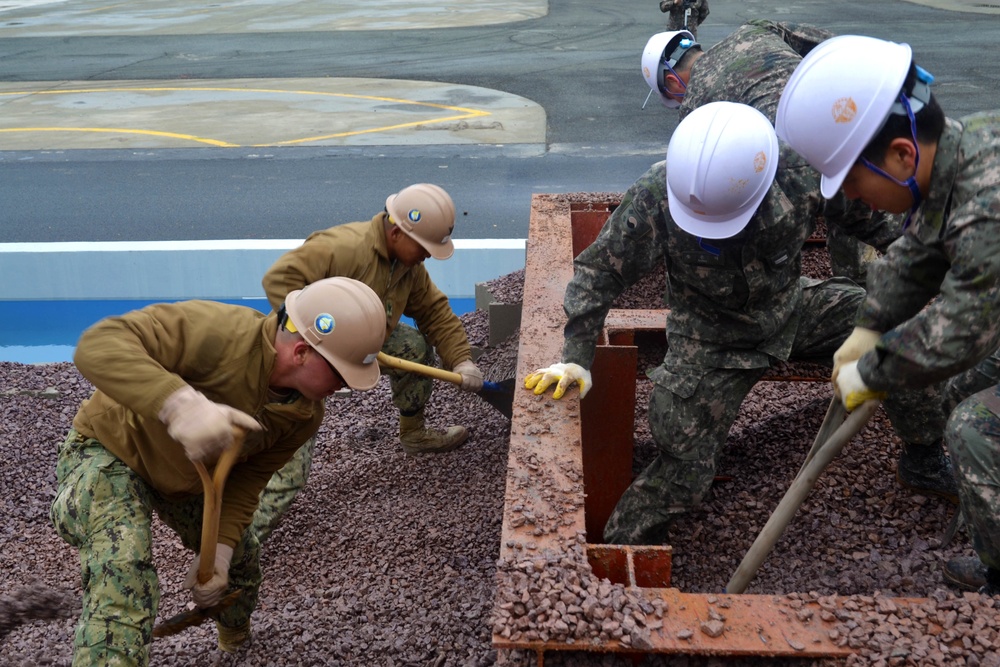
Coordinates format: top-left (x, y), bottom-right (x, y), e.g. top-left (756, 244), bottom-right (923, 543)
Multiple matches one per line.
top-left (195, 426), bottom-right (247, 584)
top-left (377, 352), bottom-right (463, 386)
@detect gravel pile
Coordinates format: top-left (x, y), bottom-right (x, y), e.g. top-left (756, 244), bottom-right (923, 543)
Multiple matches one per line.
top-left (2, 245), bottom-right (1000, 666)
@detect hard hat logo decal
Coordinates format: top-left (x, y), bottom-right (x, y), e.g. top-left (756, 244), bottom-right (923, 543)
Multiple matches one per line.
top-left (407, 209), bottom-right (422, 224)
top-left (314, 313), bottom-right (335, 335)
top-left (730, 177), bottom-right (749, 192)
top-left (643, 66), bottom-right (651, 78)
top-left (753, 151), bottom-right (766, 173)
top-left (831, 97), bottom-right (857, 124)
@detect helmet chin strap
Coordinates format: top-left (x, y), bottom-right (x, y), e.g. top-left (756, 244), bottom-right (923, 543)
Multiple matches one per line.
top-left (859, 92), bottom-right (922, 228)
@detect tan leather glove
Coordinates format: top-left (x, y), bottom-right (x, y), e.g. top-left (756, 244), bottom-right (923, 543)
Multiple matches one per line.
top-left (834, 361), bottom-right (887, 411)
top-left (453, 360), bottom-right (484, 392)
top-left (832, 327), bottom-right (881, 384)
top-left (524, 362), bottom-right (592, 400)
top-left (184, 543), bottom-right (234, 608)
top-left (158, 386), bottom-right (261, 462)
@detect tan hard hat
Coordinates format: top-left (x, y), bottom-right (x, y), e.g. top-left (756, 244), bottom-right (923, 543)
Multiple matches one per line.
top-left (385, 183), bottom-right (456, 260)
top-left (284, 277), bottom-right (386, 390)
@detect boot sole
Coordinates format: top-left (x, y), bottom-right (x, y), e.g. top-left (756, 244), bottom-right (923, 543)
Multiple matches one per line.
top-left (896, 470), bottom-right (958, 505)
top-left (942, 567), bottom-right (986, 592)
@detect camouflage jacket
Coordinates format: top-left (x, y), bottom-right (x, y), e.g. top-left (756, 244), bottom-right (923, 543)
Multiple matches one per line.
top-left (560, 21), bottom-right (898, 375)
top-left (857, 113), bottom-right (1000, 391)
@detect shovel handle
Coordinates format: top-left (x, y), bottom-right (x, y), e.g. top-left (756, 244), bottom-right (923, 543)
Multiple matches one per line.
top-left (194, 425), bottom-right (247, 584)
top-left (377, 352), bottom-right (463, 387)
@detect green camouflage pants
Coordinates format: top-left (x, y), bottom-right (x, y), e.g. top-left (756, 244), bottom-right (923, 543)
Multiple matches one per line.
top-left (50, 431), bottom-right (262, 667)
top-left (251, 322), bottom-right (435, 544)
top-left (939, 350), bottom-right (1000, 571)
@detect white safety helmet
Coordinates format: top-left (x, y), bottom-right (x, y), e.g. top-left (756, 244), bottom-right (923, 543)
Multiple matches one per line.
top-left (641, 30), bottom-right (700, 109)
top-left (385, 183), bottom-right (456, 260)
top-left (775, 35), bottom-right (912, 199)
top-left (666, 101), bottom-right (779, 239)
top-left (283, 277), bottom-right (387, 391)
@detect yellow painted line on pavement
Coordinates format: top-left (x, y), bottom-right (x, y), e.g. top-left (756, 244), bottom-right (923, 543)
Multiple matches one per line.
top-left (0, 127), bottom-right (237, 147)
top-left (0, 86), bottom-right (492, 147)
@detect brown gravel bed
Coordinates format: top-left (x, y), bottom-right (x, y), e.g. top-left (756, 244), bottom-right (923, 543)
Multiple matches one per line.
top-left (3, 258), bottom-right (1000, 666)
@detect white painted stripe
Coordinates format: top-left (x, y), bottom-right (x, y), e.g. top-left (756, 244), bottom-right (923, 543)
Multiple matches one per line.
top-left (0, 238), bottom-right (526, 252)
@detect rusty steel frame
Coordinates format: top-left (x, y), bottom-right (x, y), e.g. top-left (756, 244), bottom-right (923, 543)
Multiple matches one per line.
top-left (493, 194), bottom-right (923, 665)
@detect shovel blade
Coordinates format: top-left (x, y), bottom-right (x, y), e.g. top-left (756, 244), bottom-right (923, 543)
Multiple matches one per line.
top-left (480, 379), bottom-right (515, 419)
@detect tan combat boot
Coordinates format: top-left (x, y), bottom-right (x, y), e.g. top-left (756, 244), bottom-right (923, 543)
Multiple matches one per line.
top-left (216, 620), bottom-right (251, 654)
top-left (399, 410), bottom-right (469, 454)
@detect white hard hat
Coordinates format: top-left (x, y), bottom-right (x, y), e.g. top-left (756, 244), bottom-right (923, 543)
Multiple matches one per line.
top-left (641, 31), bottom-right (699, 109)
top-left (666, 101), bottom-right (779, 239)
top-left (775, 35), bottom-right (912, 199)
top-left (385, 183), bottom-right (456, 260)
top-left (284, 277), bottom-right (387, 390)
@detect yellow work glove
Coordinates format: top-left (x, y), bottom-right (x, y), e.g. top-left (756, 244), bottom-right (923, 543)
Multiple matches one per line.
top-left (184, 543), bottom-right (234, 608)
top-left (453, 360), bottom-right (484, 392)
top-left (832, 327), bottom-right (881, 384)
top-left (834, 361), bottom-right (887, 411)
top-left (524, 362), bottom-right (592, 400)
top-left (158, 385), bottom-right (261, 462)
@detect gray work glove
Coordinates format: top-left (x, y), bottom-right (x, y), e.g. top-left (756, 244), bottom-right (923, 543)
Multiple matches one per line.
top-left (453, 360), bottom-right (484, 392)
top-left (158, 386), bottom-right (261, 462)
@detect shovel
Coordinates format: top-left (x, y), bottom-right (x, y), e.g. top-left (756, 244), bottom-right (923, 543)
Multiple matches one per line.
top-left (376, 352), bottom-right (514, 419)
top-left (725, 397), bottom-right (880, 594)
top-left (153, 427), bottom-right (246, 638)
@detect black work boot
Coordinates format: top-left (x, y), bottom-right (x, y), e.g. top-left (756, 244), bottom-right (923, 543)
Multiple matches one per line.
top-left (943, 556), bottom-right (988, 591)
top-left (896, 439), bottom-right (958, 504)
top-left (979, 568), bottom-right (1000, 596)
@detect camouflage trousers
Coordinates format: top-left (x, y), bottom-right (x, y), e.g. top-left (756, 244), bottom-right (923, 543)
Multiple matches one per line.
top-left (50, 431), bottom-right (262, 667)
top-left (251, 322), bottom-right (435, 544)
top-left (940, 350), bottom-right (1000, 571)
top-left (604, 276), bottom-right (940, 545)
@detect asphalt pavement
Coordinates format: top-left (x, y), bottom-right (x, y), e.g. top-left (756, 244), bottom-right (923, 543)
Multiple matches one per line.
top-left (0, 0), bottom-right (998, 242)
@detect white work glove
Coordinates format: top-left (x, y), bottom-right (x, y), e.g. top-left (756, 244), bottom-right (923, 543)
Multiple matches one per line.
top-left (184, 543), bottom-right (235, 608)
top-left (158, 386), bottom-right (261, 463)
top-left (524, 362), bottom-right (592, 400)
top-left (832, 327), bottom-right (881, 384)
top-left (453, 360), bottom-right (484, 392)
top-left (834, 361), bottom-right (887, 412)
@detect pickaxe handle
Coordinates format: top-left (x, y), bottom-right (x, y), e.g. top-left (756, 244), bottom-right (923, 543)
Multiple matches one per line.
top-left (193, 426), bottom-right (246, 584)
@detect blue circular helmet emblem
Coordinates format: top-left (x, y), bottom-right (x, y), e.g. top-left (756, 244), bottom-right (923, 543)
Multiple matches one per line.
top-left (407, 209), bottom-right (422, 223)
top-left (314, 313), bottom-right (335, 334)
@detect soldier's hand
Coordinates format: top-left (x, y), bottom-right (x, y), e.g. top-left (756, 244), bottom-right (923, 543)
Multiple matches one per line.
top-left (834, 361), bottom-right (887, 412)
top-left (832, 327), bottom-right (881, 384)
top-left (524, 362), bottom-right (592, 400)
top-left (453, 360), bottom-right (484, 392)
top-left (184, 543), bottom-right (234, 608)
top-left (158, 386), bottom-right (261, 462)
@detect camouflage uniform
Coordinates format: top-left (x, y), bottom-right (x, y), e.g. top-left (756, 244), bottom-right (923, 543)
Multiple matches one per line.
top-left (50, 301), bottom-right (323, 666)
top-left (561, 156), bottom-right (903, 545)
top-left (855, 113), bottom-right (1000, 571)
top-left (661, 0), bottom-right (709, 39)
top-left (679, 20), bottom-right (896, 286)
top-left (51, 432), bottom-right (262, 667)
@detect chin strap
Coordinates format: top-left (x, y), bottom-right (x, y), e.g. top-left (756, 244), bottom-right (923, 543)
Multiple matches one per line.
top-left (859, 66), bottom-right (934, 229)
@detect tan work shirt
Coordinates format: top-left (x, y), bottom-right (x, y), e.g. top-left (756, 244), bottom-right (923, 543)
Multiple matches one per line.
top-left (262, 213), bottom-right (471, 369)
top-left (72, 300), bottom-right (324, 547)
